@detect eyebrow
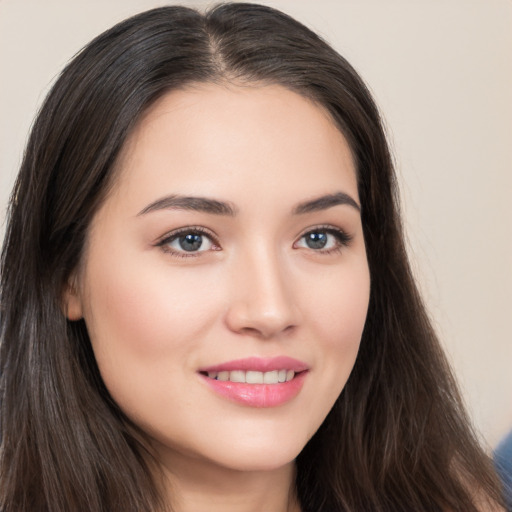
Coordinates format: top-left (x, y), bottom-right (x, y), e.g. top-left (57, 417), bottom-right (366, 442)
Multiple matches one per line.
top-left (138, 195), bottom-right (238, 216)
top-left (138, 191), bottom-right (360, 217)
top-left (293, 192), bottom-right (360, 214)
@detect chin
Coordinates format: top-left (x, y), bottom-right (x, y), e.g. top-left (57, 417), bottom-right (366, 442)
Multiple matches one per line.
top-left (202, 429), bottom-right (311, 473)
top-left (151, 425), bottom-right (310, 475)
top-left (207, 449), bottom-right (300, 473)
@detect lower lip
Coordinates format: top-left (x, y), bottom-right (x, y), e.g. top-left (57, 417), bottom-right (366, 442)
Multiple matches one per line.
top-left (200, 372), bottom-right (307, 408)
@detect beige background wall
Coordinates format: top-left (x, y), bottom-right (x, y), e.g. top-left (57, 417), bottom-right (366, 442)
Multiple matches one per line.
top-left (1, 0), bottom-right (511, 448)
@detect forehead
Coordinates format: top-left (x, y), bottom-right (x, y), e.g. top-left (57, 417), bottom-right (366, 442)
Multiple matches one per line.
top-left (109, 82), bottom-right (358, 212)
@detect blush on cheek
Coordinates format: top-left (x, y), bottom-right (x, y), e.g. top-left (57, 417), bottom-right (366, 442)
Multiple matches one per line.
top-left (315, 273), bottom-right (369, 341)
top-left (85, 256), bottom-right (223, 362)
top-left (82, 257), bottom-right (162, 358)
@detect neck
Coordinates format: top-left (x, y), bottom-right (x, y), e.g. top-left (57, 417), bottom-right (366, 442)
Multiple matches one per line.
top-left (155, 449), bottom-right (300, 512)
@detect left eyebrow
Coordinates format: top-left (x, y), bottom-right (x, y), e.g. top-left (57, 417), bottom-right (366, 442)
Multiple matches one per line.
top-left (293, 192), bottom-right (361, 214)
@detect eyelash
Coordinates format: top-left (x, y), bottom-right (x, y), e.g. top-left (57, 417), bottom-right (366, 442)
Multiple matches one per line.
top-left (155, 225), bottom-right (352, 259)
top-left (295, 225), bottom-right (353, 255)
top-left (156, 226), bottom-right (220, 259)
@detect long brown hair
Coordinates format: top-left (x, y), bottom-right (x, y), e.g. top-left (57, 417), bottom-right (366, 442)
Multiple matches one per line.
top-left (0, 4), bottom-right (503, 511)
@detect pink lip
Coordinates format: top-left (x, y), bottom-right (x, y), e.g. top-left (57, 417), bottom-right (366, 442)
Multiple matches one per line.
top-left (198, 357), bottom-right (309, 408)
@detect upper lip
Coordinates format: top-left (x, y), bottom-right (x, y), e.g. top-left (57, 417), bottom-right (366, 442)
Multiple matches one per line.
top-left (199, 356), bottom-right (309, 373)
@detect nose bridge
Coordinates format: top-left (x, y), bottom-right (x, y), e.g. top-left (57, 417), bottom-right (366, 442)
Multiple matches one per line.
top-left (225, 239), bottom-right (298, 338)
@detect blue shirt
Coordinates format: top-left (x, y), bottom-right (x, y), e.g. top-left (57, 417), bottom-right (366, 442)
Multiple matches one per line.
top-left (495, 430), bottom-right (512, 511)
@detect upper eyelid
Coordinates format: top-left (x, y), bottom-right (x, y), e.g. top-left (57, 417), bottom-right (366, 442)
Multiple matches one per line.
top-left (155, 226), bottom-right (218, 246)
top-left (296, 224), bottom-right (352, 238)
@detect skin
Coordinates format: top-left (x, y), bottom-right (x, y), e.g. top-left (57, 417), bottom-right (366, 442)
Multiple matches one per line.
top-left (65, 83), bottom-right (370, 512)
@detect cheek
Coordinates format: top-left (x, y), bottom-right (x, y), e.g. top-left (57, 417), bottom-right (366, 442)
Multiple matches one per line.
top-left (309, 259), bottom-right (370, 348)
top-left (304, 260), bottom-right (370, 407)
top-left (83, 250), bottom-right (219, 355)
top-left (79, 250), bottom-right (225, 415)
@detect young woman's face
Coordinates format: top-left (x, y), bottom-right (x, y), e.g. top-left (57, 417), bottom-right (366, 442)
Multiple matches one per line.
top-left (67, 84), bottom-right (370, 473)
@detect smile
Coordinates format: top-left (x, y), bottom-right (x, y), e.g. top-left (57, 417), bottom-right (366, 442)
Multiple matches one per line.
top-left (205, 369), bottom-right (296, 384)
top-left (198, 357), bottom-right (309, 407)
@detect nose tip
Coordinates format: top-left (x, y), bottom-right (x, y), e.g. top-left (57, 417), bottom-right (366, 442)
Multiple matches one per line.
top-left (224, 254), bottom-right (299, 339)
top-left (225, 302), bottom-right (297, 339)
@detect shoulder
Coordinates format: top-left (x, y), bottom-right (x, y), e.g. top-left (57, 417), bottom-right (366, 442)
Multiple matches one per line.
top-left (494, 430), bottom-right (512, 511)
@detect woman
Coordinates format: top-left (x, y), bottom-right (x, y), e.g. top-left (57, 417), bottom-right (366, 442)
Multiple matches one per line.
top-left (0, 4), bottom-right (504, 511)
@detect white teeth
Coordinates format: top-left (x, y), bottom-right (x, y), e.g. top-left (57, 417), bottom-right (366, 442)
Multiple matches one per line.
top-left (230, 370), bottom-right (245, 383)
top-left (217, 371), bottom-right (230, 381)
top-left (263, 370), bottom-right (279, 384)
top-left (206, 369), bottom-right (297, 384)
top-left (246, 371), bottom-right (264, 384)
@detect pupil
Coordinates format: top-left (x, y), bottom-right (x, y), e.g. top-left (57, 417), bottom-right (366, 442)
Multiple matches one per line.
top-left (306, 232), bottom-right (327, 249)
top-left (179, 234), bottom-right (203, 251)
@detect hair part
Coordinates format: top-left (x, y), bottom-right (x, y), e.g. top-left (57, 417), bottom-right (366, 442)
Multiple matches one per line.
top-left (0, 4), bottom-right (503, 511)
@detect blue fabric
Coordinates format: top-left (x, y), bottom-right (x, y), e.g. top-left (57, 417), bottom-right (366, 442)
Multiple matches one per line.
top-left (495, 430), bottom-right (512, 511)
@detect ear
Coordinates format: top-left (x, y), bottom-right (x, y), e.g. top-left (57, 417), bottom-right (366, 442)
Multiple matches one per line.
top-left (62, 275), bottom-right (83, 321)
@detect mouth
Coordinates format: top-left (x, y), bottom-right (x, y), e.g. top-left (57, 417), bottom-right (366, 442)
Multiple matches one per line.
top-left (198, 357), bottom-right (309, 408)
top-left (200, 369), bottom-right (298, 384)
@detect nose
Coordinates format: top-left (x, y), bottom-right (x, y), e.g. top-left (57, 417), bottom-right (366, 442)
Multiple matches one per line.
top-left (224, 247), bottom-right (300, 339)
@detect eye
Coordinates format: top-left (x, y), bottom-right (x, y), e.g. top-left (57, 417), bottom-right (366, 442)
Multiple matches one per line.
top-left (157, 227), bottom-right (219, 256)
top-left (295, 227), bottom-right (352, 253)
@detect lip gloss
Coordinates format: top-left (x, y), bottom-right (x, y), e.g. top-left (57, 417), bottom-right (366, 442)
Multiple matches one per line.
top-left (198, 356), bottom-right (309, 408)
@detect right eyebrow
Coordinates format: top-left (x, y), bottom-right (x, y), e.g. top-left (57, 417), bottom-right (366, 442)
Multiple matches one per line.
top-left (137, 194), bottom-right (238, 217)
